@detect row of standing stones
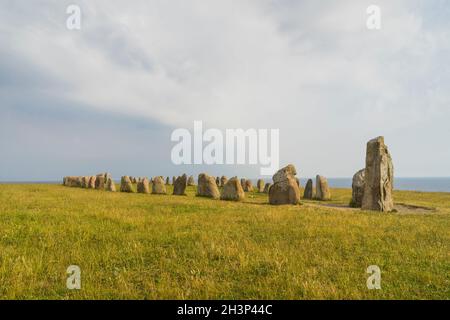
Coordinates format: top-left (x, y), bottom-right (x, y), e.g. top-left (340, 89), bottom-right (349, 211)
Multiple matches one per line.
top-left (63, 136), bottom-right (394, 212)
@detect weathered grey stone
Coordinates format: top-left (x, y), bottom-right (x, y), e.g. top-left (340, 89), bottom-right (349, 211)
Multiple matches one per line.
top-left (240, 178), bottom-right (246, 190)
top-left (173, 174), bottom-right (188, 196)
top-left (303, 179), bottom-right (314, 199)
top-left (65, 176), bottom-right (82, 188)
top-left (88, 176), bottom-right (96, 189)
top-left (220, 176), bottom-right (228, 187)
top-left (137, 177), bottom-right (150, 194)
top-left (350, 169), bottom-right (365, 208)
top-left (80, 176), bottom-right (89, 188)
top-left (172, 176), bottom-right (176, 185)
top-left (120, 176), bottom-right (134, 193)
top-left (361, 136), bottom-right (394, 212)
top-left (244, 180), bottom-right (254, 192)
top-left (263, 183), bottom-right (272, 194)
top-left (187, 175), bottom-right (196, 186)
top-left (152, 176), bottom-right (167, 194)
top-left (220, 177), bottom-right (245, 201)
top-left (315, 175), bottom-right (331, 201)
top-left (95, 174), bottom-right (106, 190)
top-left (196, 173), bottom-right (220, 199)
top-left (257, 179), bottom-right (265, 192)
top-left (106, 178), bottom-right (116, 192)
top-left (269, 164), bottom-right (301, 205)
top-left (215, 176), bottom-right (220, 187)
top-left (166, 177), bottom-right (170, 185)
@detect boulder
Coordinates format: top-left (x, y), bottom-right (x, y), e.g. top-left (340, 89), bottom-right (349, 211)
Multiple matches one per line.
top-left (196, 173), bottom-right (220, 199)
top-left (173, 174), bottom-right (188, 196)
top-left (120, 176), bottom-right (134, 193)
top-left (187, 175), bottom-right (196, 186)
top-left (106, 178), bottom-right (116, 192)
top-left (263, 183), bottom-right (272, 194)
top-left (315, 175), bottom-right (331, 201)
top-left (137, 177), bottom-right (150, 194)
top-left (88, 176), bottom-right (96, 189)
top-left (268, 164), bottom-right (301, 205)
top-left (303, 179), bottom-right (314, 199)
top-left (256, 179), bottom-right (265, 192)
top-left (81, 176), bottom-right (89, 188)
top-left (244, 179), bottom-right (254, 192)
top-left (152, 176), bottom-right (167, 194)
top-left (220, 177), bottom-right (245, 201)
top-left (361, 136), bottom-right (394, 212)
top-left (240, 178), bottom-right (246, 190)
top-left (350, 169), bottom-right (365, 208)
top-left (220, 176), bottom-right (228, 187)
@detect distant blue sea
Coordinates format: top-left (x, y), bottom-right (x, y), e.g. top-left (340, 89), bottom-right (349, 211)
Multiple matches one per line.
top-left (1, 178), bottom-right (450, 193)
top-left (300, 178), bottom-right (450, 193)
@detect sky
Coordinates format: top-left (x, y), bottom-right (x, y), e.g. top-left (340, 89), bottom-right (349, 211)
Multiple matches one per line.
top-left (0, 0), bottom-right (449, 181)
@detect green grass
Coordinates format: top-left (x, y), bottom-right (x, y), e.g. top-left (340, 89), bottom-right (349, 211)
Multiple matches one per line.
top-left (0, 184), bottom-right (449, 299)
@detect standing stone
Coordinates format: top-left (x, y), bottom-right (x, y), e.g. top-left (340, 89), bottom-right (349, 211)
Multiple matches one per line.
top-left (196, 173), bottom-right (220, 199)
top-left (88, 176), bottom-right (96, 189)
top-left (137, 177), bottom-right (150, 194)
top-left (263, 183), bottom-right (272, 194)
top-left (315, 175), bottom-right (331, 201)
top-left (269, 164), bottom-right (301, 205)
top-left (95, 174), bottom-right (106, 190)
top-left (361, 136), bottom-right (394, 212)
top-left (187, 175), bottom-right (196, 186)
top-left (256, 179), bottom-right (265, 193)
top-left (120, 176), bottom-right (134, 193)
top-left (350, 169), bottom-right (365, 208)
top-left (303, 179), bottom-right (314, 199)
top-left (172, 176), bottom-right (176, 185)
top-left (240, 178), bottom-right (246, 190)
top-left (244, 180), bottom-right (254, 192)
top-left (215, 176), bottom-right (220, 187)
top-left (81, 176), bottom-right (89, 188)
top-left (165, 177), bottom-right (170, 185)
top-left (152, 176), bottom-right (167, 194)
top-left (106, 178), bottom-right (116, 192)
top-left (220, 177), bottom-right (245, 201)
top-left (220, 176), bottom-right (228, 187)
top-left (173, 174), bottom-right (188, 196)
top-left (295, 177), bottom-right (301, 188)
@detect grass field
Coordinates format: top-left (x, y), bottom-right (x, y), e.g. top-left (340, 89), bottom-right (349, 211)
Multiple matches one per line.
top-left (0, 183), bottom-right (448, 300)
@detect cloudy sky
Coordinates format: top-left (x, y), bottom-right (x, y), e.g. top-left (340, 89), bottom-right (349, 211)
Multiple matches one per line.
top-left (0, 0), bottom-right (449, 181)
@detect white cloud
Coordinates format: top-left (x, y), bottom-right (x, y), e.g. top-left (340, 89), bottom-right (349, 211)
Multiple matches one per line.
top-left (1, 0), bottom-right (449, 176)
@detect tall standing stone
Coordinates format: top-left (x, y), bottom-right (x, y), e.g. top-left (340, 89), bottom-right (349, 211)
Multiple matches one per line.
top-left (220, 177), bottom-right (245, 201)
top-left (172, 176), bottom-right (176, 185)
top-left (215, 176), bottom-right (220, 187)
top-left (152, 176), bottom-right (167, 194)
top-left (257, 179), bottom-right (265, 193)
top-left (120, 176), bottom-right (134, 193)
top-left (303, 179), bottom-right (314, 199)
top-left (268, 164), bottom-right (301, 205)
top-left (350, 169), bottom-right (365, 208)
top-left (173, 174), bottom-right (188, 195)
top-left (361, 136), bottom-right (394, 212)
top-left (137, 177), bottom-right (150, 194)
top-left (315, 175), bottom-right (331, 201)
top-left (196, 173), bottom-right (220, 199)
